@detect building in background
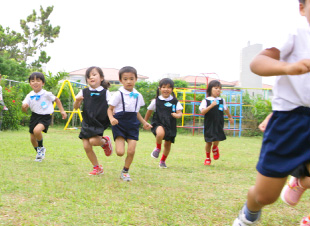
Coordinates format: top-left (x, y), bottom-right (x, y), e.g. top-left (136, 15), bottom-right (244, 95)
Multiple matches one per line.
top-left (239, 42), bottom-right (263, 96)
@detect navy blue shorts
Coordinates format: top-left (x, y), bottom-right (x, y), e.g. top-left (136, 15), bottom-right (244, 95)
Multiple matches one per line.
top-left (256, 107), bottom-right (310, 178)
top-left (112, 112), bottom-right (140, 141)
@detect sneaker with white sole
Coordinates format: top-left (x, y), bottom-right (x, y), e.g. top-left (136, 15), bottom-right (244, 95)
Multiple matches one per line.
top-left (159, 161), bottom-right (167, 168)
top-left (89, 165), bottom-right (104, 175)
top-left (120, 171), bottom-right (132, 182)
top-left (102, 136), bottom-right (113, 156)
top-left (40, 147), bottom-right (46, 160)
top-left (281, 176), bottom-right (306, 206)
top-left (301, 215), bottom-right (310, 226)
top-left (233, 207), bottom-right (260, 226)
top-left (212, 146), bottom-right (220, 160)
top-left (151, 148), bottom-right (160, 158)
top-left (35, 148), bottom-right (43, 162)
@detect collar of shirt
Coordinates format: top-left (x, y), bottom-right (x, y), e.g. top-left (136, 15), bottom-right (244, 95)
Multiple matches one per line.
top-left (30, 89), bottom-right (46, 96)
top-left (206, 96), bottom-right (222, 100)
top-left (158, 95), bottom-right (173, 101)
top-left (119, 86), bottom-right (138, 95)
top-left (89, 86), bottom-right (104, 91)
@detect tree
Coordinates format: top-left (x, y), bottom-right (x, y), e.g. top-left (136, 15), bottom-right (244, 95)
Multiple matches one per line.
top-left (20, 5), bottom-right (60, 67)
top-left (0, 25), bottom-right (25, 60)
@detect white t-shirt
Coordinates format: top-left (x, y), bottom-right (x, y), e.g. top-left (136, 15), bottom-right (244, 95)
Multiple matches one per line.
top-left (266, 19), bottom-right (310, 110)
top-left (75, 86), bottom-right (111, 101)
top-left (147, 95), bottom-right (183, 111)
top-left (22, 89), bottom-right (56, 114)
top-left (108, 86), bottom-right (145, 113)
top-left (199, 97), bottom-right (227, 112)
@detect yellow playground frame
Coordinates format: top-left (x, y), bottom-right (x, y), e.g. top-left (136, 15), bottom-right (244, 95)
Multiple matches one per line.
top-left (53, 80), bottom-right (84, 130)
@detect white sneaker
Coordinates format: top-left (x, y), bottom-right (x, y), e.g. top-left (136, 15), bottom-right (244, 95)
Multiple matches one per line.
top-left (233, 207), bottom-right (260, 226)
top-left (120, 171), bottom-right (132, 182)
top-left (35, 148), bottom-right (42, 162)
top-left (40, 147), bottom-right (46, 159)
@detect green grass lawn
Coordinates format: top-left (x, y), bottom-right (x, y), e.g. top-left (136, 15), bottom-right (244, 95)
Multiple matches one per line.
top-left (0, 127), bottom-right (309, 226)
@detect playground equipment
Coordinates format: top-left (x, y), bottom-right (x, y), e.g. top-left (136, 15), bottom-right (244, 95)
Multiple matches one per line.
top-left (53, 80), bottom-right (86, 130)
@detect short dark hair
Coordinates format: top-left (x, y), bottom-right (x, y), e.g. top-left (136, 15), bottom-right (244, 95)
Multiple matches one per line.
top-left (156, 78), bottom-right (176, 98)
top-left (28, 72), bottom-right (45, 83)
top-left (299, 0), bottom-right (305, 4)
top-left (119, 66), bottom-right (137, 80)
top-left (207, 80), bottom-right (222, 96)
top-left (85, 66), bottom-right (110, 89)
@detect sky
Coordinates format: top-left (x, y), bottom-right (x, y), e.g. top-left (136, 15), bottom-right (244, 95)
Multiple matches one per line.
top-left (0, 0), bottom-right (303, 85)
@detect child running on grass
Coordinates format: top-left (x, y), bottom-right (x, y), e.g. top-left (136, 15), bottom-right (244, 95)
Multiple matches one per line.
top-left (233, 1), bottom-right (310, 225)
top-left (74, 66), bottom-right (113, 176)
top-left (108, 66), bottom-right (152, 182)
top-left (260, 113), bottom-right (310, 225)
top-left (144, 78), bottom-right (182, 168)
top-left (199, 80), bottom-right (233, 166)
top-left (22, 72), bottom-right (67, 162)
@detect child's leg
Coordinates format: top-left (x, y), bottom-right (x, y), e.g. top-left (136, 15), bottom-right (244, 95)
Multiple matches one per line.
top-left (89, 136), bottom-right (105, 147)
top-left (234, 172), bottom-right (287, 224)
top-left (124, 139), bottom-right (137, 169)
top-left (30, 133), bottom-right (38, 148)
top-left (151, 126), bottom-right (165, 158)
top-left (247, 172), bottom-right (287, 211)
top-left (115, 137), bottom-right (125, 157)
top-left (161, 141), bottom-right (172, 161)
top-left (204, 142), bottom-right (212, 165)
top-left (212, 141), bottom-right (220, 160)
top-left (82, 138), bottom-right (99, 166)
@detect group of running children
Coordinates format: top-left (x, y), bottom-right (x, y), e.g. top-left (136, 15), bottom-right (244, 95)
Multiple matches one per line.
top-left (4, 0), bottom-right (310, 224)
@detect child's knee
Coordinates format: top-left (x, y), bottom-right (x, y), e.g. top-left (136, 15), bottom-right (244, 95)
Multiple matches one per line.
top-left (116, 148), bottom-right (125, 156)
top-left (254, 193), bottom-right (278, 206)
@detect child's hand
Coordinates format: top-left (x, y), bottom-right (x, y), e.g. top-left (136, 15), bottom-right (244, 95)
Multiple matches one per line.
top-left (61, 111), bottom-right (67, 119)
top-left (284, 60), bottom-right (310, 75)
top-left (211, 100), bottom-right (218, 107)
top-left (75, 95), bottom-right (84, 103)
top-left (3, 106), bottom-right (8, 111)
top-left (228, 117), bottom-right (234, 124)
top-left (258, 113), bottom-right (272, 132)
top-left (143, 122), bottom-right (152, 130)
top-left (110, 118), bottom-right (118, 126)
top-left (171, 113), bottom-right (181, 118)
top-left (22, 103), bottom-right (29, 112)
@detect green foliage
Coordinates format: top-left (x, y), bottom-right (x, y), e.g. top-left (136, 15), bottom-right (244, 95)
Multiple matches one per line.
top-left (0, 54), bottom-right (30, 81)
top-left (135, 80), bottom-right (158, 117)
top-left (20, 5), bottom-right (60, 66)
top-left (1, 81), bottom-right (27, 130)
top-left (0, 25), bottom-right (25, 60)
top-left (173, 79), bottom-right (188, 88)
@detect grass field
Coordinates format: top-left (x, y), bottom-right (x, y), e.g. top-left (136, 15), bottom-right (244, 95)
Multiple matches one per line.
top-left (0, 127), bottom-right (309, 226)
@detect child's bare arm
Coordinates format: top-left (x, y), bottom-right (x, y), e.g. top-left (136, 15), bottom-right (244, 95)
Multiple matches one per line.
top-left (137, 112), bottom-right (152, 130)
top-left (171, 110), bottom-right (182, 118)
top-left (73, 96), bottom-right (84, 110)
top-left (224, 108), bottom-right (234, 124)
top-left (55, 97), bottom-right (67, 119)
top-left (144, 109), bottom-right (153, 122)
top-left (250, 48), bottom-right (310, 76)
top-left (258, 113), bottom-right (273, 132)
top-left (107, 105), bottom-right (118, 125)
top-left (22, 103), bottom-right (29, 113)
top-left (201, 101), bottom-right (217, 115)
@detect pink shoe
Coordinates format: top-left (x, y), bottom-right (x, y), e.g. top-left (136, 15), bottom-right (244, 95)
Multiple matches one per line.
top-left (204, 158), bottom-right (211, 165)
top-left (212, 146), bottom-right (220, 160)
top-left (281, 177), bottom-right (306, 206)
top-left (89, 165), bottom-right (104, 175)
top-left (301, 215), bottom-right (310, 226)
top-left (102, 136), bottom-right (113, 156)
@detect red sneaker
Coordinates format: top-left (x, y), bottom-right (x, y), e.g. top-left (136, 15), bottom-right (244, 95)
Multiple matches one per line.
top-left (102, 136), bottom-right (113, 156)
top-left (212, 146), bottom-right (220, 160)
top-left (301, 215), bottom-right (310, 226)
top-left (89, 165), bottom-right (104, 175)
top-left (204, 158), bottom-right (211, 165)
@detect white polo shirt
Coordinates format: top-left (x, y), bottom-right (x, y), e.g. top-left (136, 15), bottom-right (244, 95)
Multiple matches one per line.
top-left (108, 86), bottom-right (145, 113)
top-left (267, 19), bottom-right (310, 110)
top-left (147, 95), bottom-right (183, 112)
top-left (75, 86), bottom-right (111, 101)
top-left (22, 89), bottom-right (56, 114)
top-left (199, 97), bottom-right (227, 112)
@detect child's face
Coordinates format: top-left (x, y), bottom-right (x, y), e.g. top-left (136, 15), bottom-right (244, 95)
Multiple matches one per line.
top-left (300, 0), bottom-right (310, 24)
top-left (159, 84), bottom-right (173, 98)
top-left (87, 68), bottom-right (103, 89)
top-left (29, 77), bottom-right (44, 93)
top-left (120, 72), bottom-right (137, 91)
top-left (211, 86), bottom-right (221, 97)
